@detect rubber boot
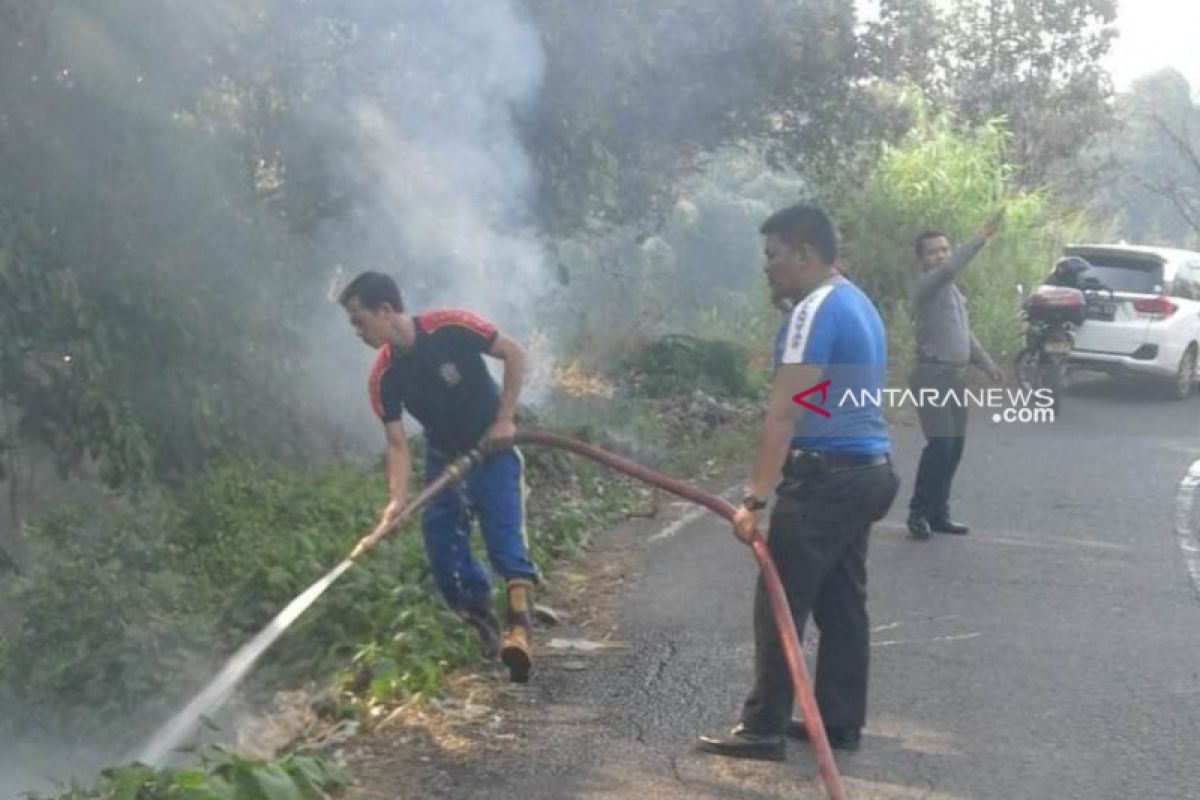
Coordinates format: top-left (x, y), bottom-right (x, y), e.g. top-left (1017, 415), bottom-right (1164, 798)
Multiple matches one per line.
top-left (459, 595), bottom-right (501, 661)
top-left (500, 578), bottom-right (534, 683)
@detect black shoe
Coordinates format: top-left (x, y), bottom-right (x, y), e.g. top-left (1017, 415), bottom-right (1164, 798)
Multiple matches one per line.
top-left (906, 515), bottom-right (931, 540)
top-left (929, 517), bottom-right (970, 535)
top-left (784, 719), bottom-right (862, 751)
top-left (696, 723), bottom-right (786, 762)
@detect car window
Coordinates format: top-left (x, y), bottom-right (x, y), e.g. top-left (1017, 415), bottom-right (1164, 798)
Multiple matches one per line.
top-left (1169, 261), bottom-right (1196, 299)
top-left (1067, 253), bottom-right (1164, 293)
top-left (1181, 261), bottom-right (1200, 301)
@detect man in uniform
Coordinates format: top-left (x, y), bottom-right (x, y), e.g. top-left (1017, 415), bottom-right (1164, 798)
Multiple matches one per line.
top-left (697, 204), bottom-right (899, 760)
top-left (340, 271), bottom-right (539, 683)
top-left (906, 213), bottom-right (1004, 540)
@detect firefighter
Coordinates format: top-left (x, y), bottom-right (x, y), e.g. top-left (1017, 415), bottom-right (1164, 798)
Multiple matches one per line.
top-left (340, 271), bottom-right (539, 683)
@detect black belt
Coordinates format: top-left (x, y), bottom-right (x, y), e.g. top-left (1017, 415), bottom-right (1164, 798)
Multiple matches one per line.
top-left (786, 449), bottom-right (890, 472)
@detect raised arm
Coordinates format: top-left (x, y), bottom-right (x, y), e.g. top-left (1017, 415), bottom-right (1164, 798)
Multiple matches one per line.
top-left (912, 210), bottom-right (1006, 305)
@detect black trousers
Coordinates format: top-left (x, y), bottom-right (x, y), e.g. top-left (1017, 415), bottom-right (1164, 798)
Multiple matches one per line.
top-left (740, 459), bottom-right (899, 734)
top-left (908, 362), bottom-right (969, 521)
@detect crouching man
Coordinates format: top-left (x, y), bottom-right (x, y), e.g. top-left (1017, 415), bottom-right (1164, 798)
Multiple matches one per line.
top-left (340, 271), bottom-right (539, 683)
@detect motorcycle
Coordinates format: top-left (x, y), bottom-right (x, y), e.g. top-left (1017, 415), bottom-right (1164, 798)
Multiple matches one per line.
top-left (1014, 284), bottom-right (1087, 408)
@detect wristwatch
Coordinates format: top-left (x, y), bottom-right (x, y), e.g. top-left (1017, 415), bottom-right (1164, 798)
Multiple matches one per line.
top-left (741, 494), bottom-right (768, 511)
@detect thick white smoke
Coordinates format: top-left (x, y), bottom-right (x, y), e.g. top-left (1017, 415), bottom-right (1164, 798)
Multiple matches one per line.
top-left (335, 3), bottom-right (548, 328)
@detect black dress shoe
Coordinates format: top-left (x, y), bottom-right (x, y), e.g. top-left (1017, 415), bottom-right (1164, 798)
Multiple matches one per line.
top-left (784, 719), bottom-right (862, 751)
top-left (929, 517), bottom-right (970, 535)
top-left (696, 723), bottom-right (785, 762)
top-left (906, 515), bottom-right (931, 540)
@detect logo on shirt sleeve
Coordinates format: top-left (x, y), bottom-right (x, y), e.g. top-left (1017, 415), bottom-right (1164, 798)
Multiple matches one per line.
top-left (782, 284), bottom-right (835, 364)
top-left (789, 304), bottom-right (811, 351)
top-left (439, 362), bottom-right (462, 387)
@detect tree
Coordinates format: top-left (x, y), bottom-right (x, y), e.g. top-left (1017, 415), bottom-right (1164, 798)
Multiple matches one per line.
top-left (859, 0), bottom-right (951, 100)
top-left (521, 0), bottom-right (878, 237)
top-left (860, 0), bottom-right (1118, 187)
top-left (1086, 69), bottom-right (1200, 245)
top-left (834, 98), bottom-right (1087, 366)
top-left (0, 1), bottom-right (341, 569)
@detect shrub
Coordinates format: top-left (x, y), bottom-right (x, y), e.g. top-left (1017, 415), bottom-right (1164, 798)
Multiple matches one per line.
top-left (623, 334), bottom-right (762, 398)
top-left (29, 749), bottom-right (350, 800)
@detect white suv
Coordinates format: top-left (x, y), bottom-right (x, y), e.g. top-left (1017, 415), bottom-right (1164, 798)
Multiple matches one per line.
top-left (1057, 244), bottom-right (1200, 399)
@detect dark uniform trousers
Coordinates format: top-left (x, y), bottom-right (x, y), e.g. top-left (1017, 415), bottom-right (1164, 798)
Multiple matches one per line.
top-left (741, 456), bottom-right (899, 734)
top-left (908, 360), bottom-right (970, 521)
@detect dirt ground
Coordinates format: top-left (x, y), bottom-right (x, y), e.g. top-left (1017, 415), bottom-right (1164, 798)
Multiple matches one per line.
top-left (335, 498), bottom-right (660, 800)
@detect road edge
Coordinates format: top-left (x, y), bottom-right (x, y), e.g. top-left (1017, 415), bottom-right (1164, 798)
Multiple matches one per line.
top-left (1173, 456), bottom-right (1200, 601)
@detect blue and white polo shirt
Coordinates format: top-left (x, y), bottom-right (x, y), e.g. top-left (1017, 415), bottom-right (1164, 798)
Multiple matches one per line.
top-left (772, 275), bottom-right (890, 455)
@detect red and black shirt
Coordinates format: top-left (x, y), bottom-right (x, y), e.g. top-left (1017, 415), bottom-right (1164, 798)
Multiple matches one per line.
top-left (369, 309), bottom-right (501, 455)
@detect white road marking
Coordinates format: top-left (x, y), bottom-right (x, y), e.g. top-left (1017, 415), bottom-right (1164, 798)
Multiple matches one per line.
top-left (874, 521), bottom-right (1132, 553)
top-left (647, 484), bottom-right (741, 543)
top-left (872, 633), bottom-right (981, 648)
top-left (1174, 458), bottom-right (1200, 601)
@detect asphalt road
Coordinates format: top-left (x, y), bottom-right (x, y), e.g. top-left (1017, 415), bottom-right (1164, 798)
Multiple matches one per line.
top-left (417, 376), bottom-right (1200, 799)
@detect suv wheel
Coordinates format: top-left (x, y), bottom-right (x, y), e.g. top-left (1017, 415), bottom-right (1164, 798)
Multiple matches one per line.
top-left (1169, 345), bottom-right (1197, 401)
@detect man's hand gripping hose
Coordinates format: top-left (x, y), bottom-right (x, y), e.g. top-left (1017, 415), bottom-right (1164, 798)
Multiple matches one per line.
top-left (348, 446), bottom-right (485, 561)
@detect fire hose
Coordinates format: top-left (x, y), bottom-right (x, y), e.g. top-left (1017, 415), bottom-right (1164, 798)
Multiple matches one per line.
top-left (348, 428), bottom-right (848, 800)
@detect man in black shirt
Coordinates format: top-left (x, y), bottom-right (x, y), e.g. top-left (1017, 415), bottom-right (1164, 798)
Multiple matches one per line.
top-left (340, 271), bottom-right (539, 683)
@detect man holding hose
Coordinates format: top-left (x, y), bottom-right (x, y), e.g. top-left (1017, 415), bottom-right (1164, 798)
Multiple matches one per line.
top-left (698, 203), bottom-right (898, 759)
top-left (339, 271), bottom-right (539, 683)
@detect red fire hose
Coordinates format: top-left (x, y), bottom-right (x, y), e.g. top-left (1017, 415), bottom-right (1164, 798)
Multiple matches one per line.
top-left (350, 429), bottom-right (848, 799)
top-left (512, 429), bottom-right (848, 800)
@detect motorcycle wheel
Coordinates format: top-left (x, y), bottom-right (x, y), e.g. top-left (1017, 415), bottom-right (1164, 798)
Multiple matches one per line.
top-left (1014, 347), bottom-right (1040, 393)
top-left (1039, 358), bottom-right (1065, 410)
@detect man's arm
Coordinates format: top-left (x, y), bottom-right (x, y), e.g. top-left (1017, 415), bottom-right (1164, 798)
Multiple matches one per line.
top-left (912, 211), bottom-right (1006, 305)
top-left (913, 234), bottom-right (987, 304)
top-left (969, 331), bottom-right (1003, 381)
top-left (484, 333), bottom-right (526, 446)
top-left (383, 419), bottom-right (411, 514)
top-left (744, 363), bottom-right (823, 502)
top-left (351, 419), bottom-right (413, 556)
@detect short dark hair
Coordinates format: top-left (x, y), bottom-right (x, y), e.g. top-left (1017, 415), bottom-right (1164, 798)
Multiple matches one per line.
top-left (339, 271), bottom-right (404, 312)
top-left (914, 230), bottom-right (948, 257)
top-left (759, 203), bottom-right (838, 264)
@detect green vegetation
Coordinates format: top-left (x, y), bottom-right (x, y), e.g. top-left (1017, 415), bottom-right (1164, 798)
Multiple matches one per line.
top-left (0, 350), bottom-right (758, 800)
top-left (0, 449), bottom-right (646, 753)
top-left (30, 750), bottom-right (350, 800)
top-left (624, 335), bottom-right (763, 399)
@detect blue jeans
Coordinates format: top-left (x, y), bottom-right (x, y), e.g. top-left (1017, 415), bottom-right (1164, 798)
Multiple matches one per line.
top-left (421, 447), bottom-right (539, 610)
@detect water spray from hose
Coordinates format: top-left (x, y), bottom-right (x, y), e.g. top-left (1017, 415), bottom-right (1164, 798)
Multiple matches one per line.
top-left (135, 451), bottom-right (483, 766)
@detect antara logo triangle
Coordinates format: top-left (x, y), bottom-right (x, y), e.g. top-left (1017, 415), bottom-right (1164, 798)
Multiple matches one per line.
top-left (792, 379), bottom-right (833, 418)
